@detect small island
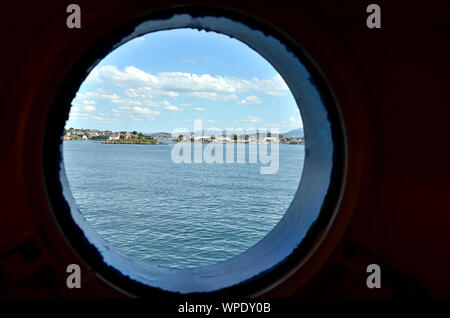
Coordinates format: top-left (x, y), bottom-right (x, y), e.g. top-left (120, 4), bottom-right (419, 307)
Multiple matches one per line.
top-left (103, 132), bottom-right (165, 145)
top-left (64, 128), bottom-right (165, 145)
top-left (103, 137), bottom-right (164, 145)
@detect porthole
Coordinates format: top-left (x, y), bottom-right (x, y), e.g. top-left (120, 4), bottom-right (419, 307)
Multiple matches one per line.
top-left (44, 9), bottom-right (346, 296)
top-left (62, 27), bottom-right (305, 269)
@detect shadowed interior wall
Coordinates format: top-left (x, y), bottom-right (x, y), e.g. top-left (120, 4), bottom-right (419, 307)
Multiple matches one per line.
top-left (0, 0), bottom-right (449, 297)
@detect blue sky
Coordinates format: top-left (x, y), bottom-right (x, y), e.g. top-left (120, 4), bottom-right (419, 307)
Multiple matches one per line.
top-left (66, 28), bottom-right (303, 134)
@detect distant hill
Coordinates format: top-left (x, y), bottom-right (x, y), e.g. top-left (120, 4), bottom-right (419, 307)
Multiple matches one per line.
top-left (190, 130), bottom-right (279, 136)
top-left (148, 132), bottom-right (172, 137)
top-left (281, 128), bottom-right (304, 138)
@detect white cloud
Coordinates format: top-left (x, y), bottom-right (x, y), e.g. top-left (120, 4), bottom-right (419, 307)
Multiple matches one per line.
top-left (88, 115), bottom-right (114, 124)
top-left (165, 105), bottom-right (183, 112)
top-left (68, 109), bottom-right (116, 124)
top-left (239, 95), bottom-right (262, 105)
top-left (111, 98), bottom-right (142, 105)
top-left (264, 91), bottom-right (285, 96)
top-left (77, 89), bottom-right (121, 102)
top-left (186, 92), bottom-right (238, 102)
top-left (107, 106), bottom-right (160, 122)
top-left (124, 88), bottom-right (143, 98)
top-left (72, 66), bottom-right (296, 128)
top-left (124, 88), bottom-right (146, 97)
top-left (184, 118), bottom-right (214, 124)
top-left (133, 107), bottom-right (160, 115)
top-left (84, 68), bottom-right (102, 84)
top-left (289, 116), bottom-right (303, 128)
top-left (83, 105), bottom-right (96, 112)
top-left (240, 116), bottom-right (262, 124)
top-left (91, 65), bottom-right (289, 96)
top-left (142, 100), bottom-right (161, 107)
top-left (127, 87), bottom-right (180, 99)
top-left (77, 89), bottom-right (188, 111)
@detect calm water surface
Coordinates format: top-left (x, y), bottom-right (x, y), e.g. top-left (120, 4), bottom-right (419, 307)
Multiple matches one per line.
top-left (62, 141), bottom-right (304, 268)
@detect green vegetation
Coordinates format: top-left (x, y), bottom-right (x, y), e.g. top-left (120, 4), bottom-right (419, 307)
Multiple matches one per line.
top-left (67, 135), bottom-right (85, 140)
top-left (103, 135), bottom-right (165, 145)
top-left (89, 135), bottom-right (110, 140)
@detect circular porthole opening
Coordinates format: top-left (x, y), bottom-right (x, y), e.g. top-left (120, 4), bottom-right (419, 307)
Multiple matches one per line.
top-left (62, 27), bottom-right (305, 269)
top-left (44, 10), bottom-right (345, 296)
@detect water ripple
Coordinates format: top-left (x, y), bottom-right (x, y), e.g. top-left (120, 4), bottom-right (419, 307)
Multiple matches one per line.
top-left (63, 141), bottom-right (304, 268)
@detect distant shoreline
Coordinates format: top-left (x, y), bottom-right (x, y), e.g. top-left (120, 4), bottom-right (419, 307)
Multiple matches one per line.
top-left (63, 140), bottom-right (305, 145)
top-left (63, 128), bottom-right (305, 145)
top-left (102, 140), bottom-right (166, 145)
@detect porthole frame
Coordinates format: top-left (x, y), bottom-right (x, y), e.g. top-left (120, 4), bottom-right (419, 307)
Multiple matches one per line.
top-left (43, 6), bottom-right (347, 296)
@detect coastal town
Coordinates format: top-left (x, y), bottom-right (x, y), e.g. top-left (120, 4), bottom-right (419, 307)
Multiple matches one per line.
top-left (63, 127), bottom-right (305, 144)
